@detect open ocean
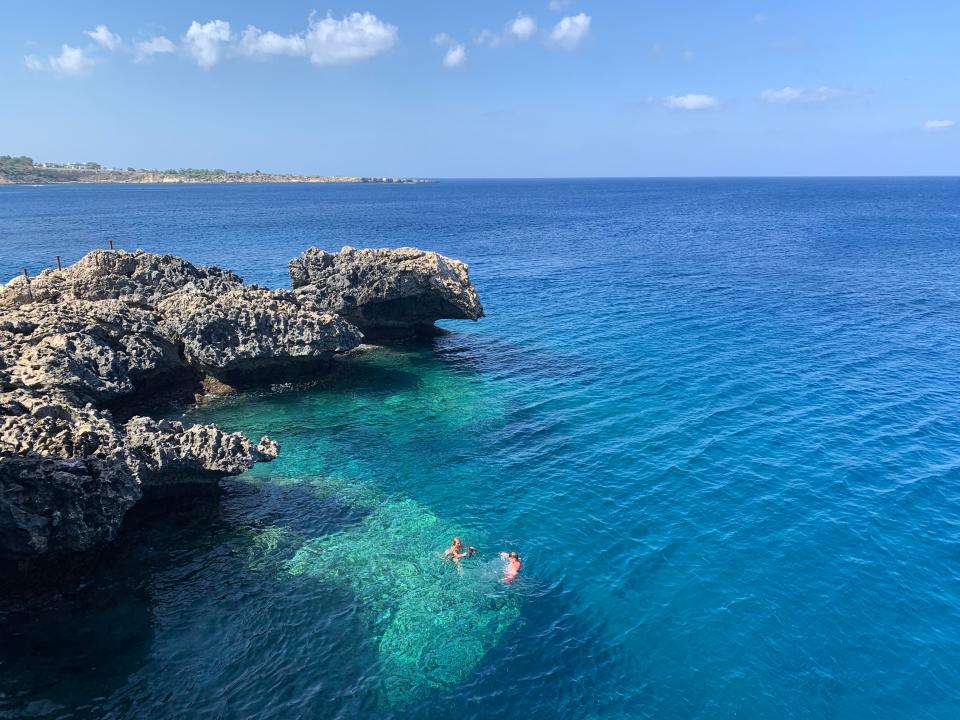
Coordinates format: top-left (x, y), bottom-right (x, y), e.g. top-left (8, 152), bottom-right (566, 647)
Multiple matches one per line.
top-left (2, 178), bottom-right (960, 719)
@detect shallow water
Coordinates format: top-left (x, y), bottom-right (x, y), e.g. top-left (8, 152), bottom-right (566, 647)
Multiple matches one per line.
top-left (2, 179), bottom-right (960, 718)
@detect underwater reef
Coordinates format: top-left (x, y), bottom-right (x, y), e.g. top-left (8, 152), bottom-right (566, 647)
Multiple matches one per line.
top-left (0, 247), bottom-right (482, 562)
top-left (285, 483), bottom-right (520, 707)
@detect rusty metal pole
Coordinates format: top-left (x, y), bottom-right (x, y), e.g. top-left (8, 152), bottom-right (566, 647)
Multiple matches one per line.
top-left (56, 255), bottom-right (62, 271)
top-left (22, 268), bottom-right (32, 301)
top-left (108, 239), bottom-right (114, 250)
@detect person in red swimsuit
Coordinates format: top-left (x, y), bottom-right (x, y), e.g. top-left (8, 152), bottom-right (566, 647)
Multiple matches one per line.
top-left (499, 550), bottom-right (522, 582)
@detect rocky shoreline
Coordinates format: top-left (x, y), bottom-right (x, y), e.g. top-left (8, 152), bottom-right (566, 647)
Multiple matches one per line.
top-left (0, 246), bottom-right (482, 564)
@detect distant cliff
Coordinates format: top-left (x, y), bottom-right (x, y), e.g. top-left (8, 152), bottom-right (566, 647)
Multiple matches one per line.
top-left (0, 155), bottom-right (430, 185)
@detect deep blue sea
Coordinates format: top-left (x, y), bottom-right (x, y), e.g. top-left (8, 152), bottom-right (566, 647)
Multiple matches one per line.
top-left (2, 179), bottom-right (960, 719)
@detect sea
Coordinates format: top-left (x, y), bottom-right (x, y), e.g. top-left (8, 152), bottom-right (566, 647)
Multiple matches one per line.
top-left (1, 179), bottom-right (959, 719)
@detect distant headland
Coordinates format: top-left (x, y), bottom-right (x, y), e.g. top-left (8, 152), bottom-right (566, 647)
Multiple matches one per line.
top-left (0, 155), bottom-right (430, 185)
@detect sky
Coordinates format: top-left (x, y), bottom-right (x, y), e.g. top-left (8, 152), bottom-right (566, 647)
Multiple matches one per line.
top-left (2, 1), bottom-right (958, 177)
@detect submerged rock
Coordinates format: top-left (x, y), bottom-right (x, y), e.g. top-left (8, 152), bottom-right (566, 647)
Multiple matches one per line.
top-left (157, 286), bottom-right (362, 384)
top-left (286, 486), bottom-right (518, 707)
top-left (0, 249), bottom-right (243, 310)
top-left (290, 246), bottom-right (484, 338)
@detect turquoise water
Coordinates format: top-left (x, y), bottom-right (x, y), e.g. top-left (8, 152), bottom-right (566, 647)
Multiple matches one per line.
top-left (2, 179), bottom-right (960, 718)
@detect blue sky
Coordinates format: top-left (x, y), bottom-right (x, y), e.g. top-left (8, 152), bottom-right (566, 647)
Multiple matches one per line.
top-left (2, 1), bottom-right (958, 177)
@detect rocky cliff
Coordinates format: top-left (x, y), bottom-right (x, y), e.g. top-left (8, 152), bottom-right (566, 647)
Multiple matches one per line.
top-left (290, 246), bottom-right (484, 338)
top-left (1, 245), bottom-right (482, 562)
top-left (0, 250), bottom-right (339, 561)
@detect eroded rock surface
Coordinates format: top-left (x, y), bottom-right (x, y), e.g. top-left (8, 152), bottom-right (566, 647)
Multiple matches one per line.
top-left (0, 388), bottom-right (277, 560)
top-left (0, 299), bottom-right (185, 406)
top-left (1, 243), bottom-right (481, 562)
top-left (290, 246), bottom-right (483, 337)
top-left (124, 416), bottom-right (279, 489)
top-left (0, 250), bottom-right (294, 561)
top-left (158, 286), bottom-right (362, 383)
top-left (0, 249), bottom-right (243, 310)
top-left (0, 455), bottom-right (140, 559)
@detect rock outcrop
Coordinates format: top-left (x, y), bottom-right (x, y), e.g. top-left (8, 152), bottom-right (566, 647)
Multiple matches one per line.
top-left (0, 251), bottom-right (300, 562)
top-left (0, 455), bottom-right (140, 559)
top-left (290, 246), bottom-right (484, 338)
top-left (0, 243), bottom-right (482, 562)
top-left (0, 388), bottom-right (277, 560)
top-left (0, 299), bottom-right (186, 406)
top-left (0, 249), bottom-right (243, 310)
top-left (158, 286), bottom-right (362, 384)
top-left (123, 417), bottom-right (279, 489)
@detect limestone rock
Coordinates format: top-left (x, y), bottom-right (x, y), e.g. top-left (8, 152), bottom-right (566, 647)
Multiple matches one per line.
top-left (0, 299), bottom-right (185, 405)
top-left (289, 246), bottom-right (484, 337)
top-left (0, 391), bottom-right (123, 460)
top-left (0, 392), bottom-right (279, 558)
top-left (157, 286), bottom-right (362, 383)
top-left (123, 416), bottom-right (279, 488)
top-left (0, 249), bottom-right (243, 310)
top-left (0, 455), bottom-right (140, 560)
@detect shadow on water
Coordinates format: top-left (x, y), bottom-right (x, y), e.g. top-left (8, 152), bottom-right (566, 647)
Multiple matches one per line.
top-left (0, 477), bottom-right (370, 720)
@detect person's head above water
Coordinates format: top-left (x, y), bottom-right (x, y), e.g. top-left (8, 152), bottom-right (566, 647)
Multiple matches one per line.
top-left (451, 537), bottom-right (462, 549)
top-left (509, 551), bottom-right (520, 561)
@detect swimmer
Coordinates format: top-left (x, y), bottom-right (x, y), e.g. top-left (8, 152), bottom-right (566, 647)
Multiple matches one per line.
top-left (444, 537), bottom-right (477, 565)
top-left (499, 550), bottom-right (522, 582)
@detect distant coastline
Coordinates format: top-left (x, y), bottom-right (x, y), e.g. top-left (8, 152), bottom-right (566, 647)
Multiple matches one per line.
top-left (0, 155), bottom-right (430, 185)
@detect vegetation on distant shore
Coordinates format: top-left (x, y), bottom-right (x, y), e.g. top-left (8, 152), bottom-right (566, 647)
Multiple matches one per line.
top-left (0, 155), bottom-right (427, 185)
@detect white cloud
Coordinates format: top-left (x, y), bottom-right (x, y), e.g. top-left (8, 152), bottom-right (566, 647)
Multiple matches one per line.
top-left (303, 12), bottom-right (397, 66)
top-left (760, 86), bottom-right (850, 105)
top-left (435, 33), bottom-right (466, 68)
top-left (924, 119), bottom-right (955, 131)
top-left (86, 25), bottom-right (122, 51)
top-left (33, 12), bottom-right (397, 73)
top-left (548, 0), bottom-right (574, 11)
top-left (476, 14), bottom-right (537, 48)
top-left (24, 45), bottom-right (95, 76)
top-left (239, 26), bottom-right (306, 57)
top-left (443, 44), bottom-right (466, 68)
top-left (184, 19), bottom-right (232, 68)
top-left (548, 13), bottom-right (590, 50)
top-left (663, 93), bottom-right (720, 110)
top-left (185, 13), bottom-right (394, 68)
top-left (134, 36), bottom-right (176, 61)
top-left (508, 15), bottom-right (537, 41)
top-left (475, 29), bottom-right (501, 48)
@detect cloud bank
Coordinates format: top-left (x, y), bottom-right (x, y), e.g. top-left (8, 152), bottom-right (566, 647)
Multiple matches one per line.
top-left (25, 12), bottom-right (398, 75)
top-left (924, 119), bottom-right (955, 131)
